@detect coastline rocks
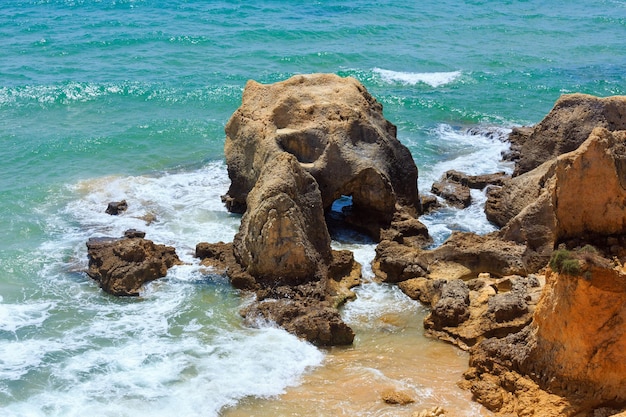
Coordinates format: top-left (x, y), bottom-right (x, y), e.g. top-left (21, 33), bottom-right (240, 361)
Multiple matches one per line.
top-left (222, 73), bottom-right (423, 240)
top-left (431, 170), bottom-right (508, 209)
top-left (509, 94), bottom-right (626, 176)
top-left (105, 199), bottom-right (128, 215)
top-left (487, 128), bottom-right (626, 268)
top-left (86, 232), bottom-right (181, 296)
top-left (373, 233), bottom-right (530, 284)
top-left (462, 258), bottom-right (626, 415)
top-left (196, 153), bottom-right (360, 345)
top-left (197, 243), bottom-right (360, 346)
top-left (399, 274), bottom-right (540, 350)
top-left (233, 152), bottom-right (332, 286)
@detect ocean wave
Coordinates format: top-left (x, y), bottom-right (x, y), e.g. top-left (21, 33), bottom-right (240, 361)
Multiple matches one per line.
top-left (373, 68), bottom-right (462, 87)
top-left (0, 81), bottom-right (242, 108)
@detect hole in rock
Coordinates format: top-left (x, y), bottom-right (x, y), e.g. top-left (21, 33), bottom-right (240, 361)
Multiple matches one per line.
top-left (326, 195), bottom-right (373, 244)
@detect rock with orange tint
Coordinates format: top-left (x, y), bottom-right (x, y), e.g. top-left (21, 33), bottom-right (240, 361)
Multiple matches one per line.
top-left (463, 258), bottom-right (626, 416)
top-left (381, 388), bottom-right (415, 405)
top-left (487, 128), bottom-right (626, 268)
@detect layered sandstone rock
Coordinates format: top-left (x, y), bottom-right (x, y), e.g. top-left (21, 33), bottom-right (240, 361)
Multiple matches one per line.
top-left (508, 94), bottom-right (626, 176)
top-left (222, 73), bottom-right (424, 240)
top-left (462, 254), bottom-right (626, 416)
top-left (86, 231), bottom-right (181, 296)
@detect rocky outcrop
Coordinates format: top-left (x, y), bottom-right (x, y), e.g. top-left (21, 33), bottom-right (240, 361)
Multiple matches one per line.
top-left (197, 242), bottom-right (361, 346)
top-left (198, 152), bottom-right (359, 346)
top-left (508, 94), bottom-right (626, 176)
top-left (399, 274), bottom-right (540, 350)
top-left (431, 170), bottom-right (508, 209)
top-left (486, 128), bottom-right (626, 267)
top-left (233, 152), bottom-right (332, 286)
top-left (373, 233), bottom-right (530, 284)
top-left (461, 252), bottom-right (626, 416)
top-left (221, 73), bottom-right (424, 240)
top-left (86, 231), bottom-right (181, 296)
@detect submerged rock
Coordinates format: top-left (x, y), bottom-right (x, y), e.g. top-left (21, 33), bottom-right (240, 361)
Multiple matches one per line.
top-left (105, 199), bottom-right (128, 215)
top-left (222, 72), bottom-right (424, 240)
top-left (86, 232), bottom-right (181, 296)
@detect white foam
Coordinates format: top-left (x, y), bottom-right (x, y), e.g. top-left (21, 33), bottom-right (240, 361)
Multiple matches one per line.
top-left (373, 68), bottom-right (462, 87)
top-left (0, 162), bottom-right (327, 417)
top-left (417, 124), bottom-right (513, 245)
top-left (0, 301), bottom-right (52, 334)
top-left (342, 283), bottom-right (425, 329)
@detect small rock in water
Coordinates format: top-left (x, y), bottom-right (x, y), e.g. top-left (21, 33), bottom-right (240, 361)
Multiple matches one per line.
top-left (105, 199), bottom-right (128, 215)
top-left (381, 388), bottom-right (415, 405)
top-left (412, 406), bottom-right (447, 417)
top-left (124, 229), bottom-right (146, 239)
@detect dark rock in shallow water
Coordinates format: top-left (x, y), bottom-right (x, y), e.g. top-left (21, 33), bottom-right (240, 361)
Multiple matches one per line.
top-left (105, 200), bottom-right (128, 215)
top-left (86, 235), bottom-right (181, 296)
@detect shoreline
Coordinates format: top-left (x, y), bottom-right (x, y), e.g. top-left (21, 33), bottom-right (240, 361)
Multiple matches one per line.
top-left (223, 283), bottom-right (490, 417)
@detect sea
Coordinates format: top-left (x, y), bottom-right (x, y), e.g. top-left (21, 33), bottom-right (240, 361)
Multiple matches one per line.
top-left (1, 1), bottom-right (625, 416)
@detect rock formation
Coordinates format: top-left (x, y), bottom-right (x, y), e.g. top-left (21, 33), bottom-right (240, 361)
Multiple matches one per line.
top-left (221, 72), bottom-right (425, 241)
top-left (487, 128), bottom-right (626, 267)
top-left (507, 94), bottom-right (626, 176)
top-left (431, 170), bottom-right (508, 209)
top-left (461, 253), bottom-right (626, 416)
top-left (86, 230), bottom-right (181, 296)
top-left (199, 151), bottom-right (360, 346)
top-left (399, 273), bottom-right (540, 350)
top-left (105, 199), bottom-right (128, 215)
top-left (233, 152), bottom-right (332, 286)
top-left (373, 232), bottom-right (530, 284)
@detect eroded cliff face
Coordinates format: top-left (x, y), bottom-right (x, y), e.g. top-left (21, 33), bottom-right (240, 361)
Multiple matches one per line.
top-left (487, 128), bottom-right (626, 268)
top-left (463, 260), bottom-right (626, 416)
top-left (527, 264), bottom-right (626, 404)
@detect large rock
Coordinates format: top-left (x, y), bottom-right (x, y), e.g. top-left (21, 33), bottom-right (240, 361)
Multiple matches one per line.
top-left (233, 152), bottom-right (332, 286)
top-left (86, 232), bottom-right (181, 296)
top-left (510, 94), bottom-right (626, 176)
top-left (222, 73), bottom-right (422, 239)
top-left (509, 94), bottom-right (626, 176)
top-left (488, 128), bottom-right (626, 267)
top-left (461, 253), bottom-right (626, 415)
top-left (197, 243), bottom-right (360, 346)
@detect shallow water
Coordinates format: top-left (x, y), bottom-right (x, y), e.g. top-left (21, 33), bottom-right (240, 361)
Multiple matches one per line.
top-left (224, 283), bottom-right (488, 417)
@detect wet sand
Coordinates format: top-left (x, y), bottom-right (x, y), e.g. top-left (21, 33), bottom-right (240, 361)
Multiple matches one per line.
top-left (223, 285), bottom-right (491, 417)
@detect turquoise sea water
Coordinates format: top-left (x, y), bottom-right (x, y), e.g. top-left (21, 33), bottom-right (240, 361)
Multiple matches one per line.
top-left (1, 1), bottom-right (625, 416)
